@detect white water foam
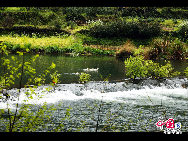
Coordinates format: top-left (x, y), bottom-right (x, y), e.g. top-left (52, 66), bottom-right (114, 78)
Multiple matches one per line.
top-left (1, 84), bottom-right (187, 110)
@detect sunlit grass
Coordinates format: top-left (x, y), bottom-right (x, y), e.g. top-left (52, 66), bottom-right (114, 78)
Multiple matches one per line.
top-left (0, 34), bottom-right (115, 55)
top-left (0, 35), bottom-right (80, 48)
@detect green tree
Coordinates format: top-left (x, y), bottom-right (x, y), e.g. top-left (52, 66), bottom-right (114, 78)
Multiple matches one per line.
top-left (0, 42), bottom-right (71, 132)
top-left (124, 55), bottom-right (180, 80)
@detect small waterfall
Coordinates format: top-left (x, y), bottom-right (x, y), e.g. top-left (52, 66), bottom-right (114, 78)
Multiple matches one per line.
top-left (0, 78), bottom-right (188, 132)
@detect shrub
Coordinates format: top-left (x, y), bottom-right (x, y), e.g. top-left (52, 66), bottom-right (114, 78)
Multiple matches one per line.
top-left (176, 20), bottom-right (188, 41)
top-left (149, 37), bottom-right (186, 60)
top-left (0, 15), bottom-right (15, 28)
top-left (124, 55), bottom-right (180, 79)
top-left (79, 72), bottom-right (91, 83)
top-left (88, 20), bottom-right (161, 39)
top-left (63, 44), bottom-right (115, 56)
top-left (184, 67), bottom-right (188, 78)
top-left (64, 8), bottom-right (86, 25)
top-left (87, 19), bottom-right (104, 28)
top-left (124, 55), bottom-right (148, 79)
top-left (88, 20), bottom-right (138, 38)
top-left (138, 21), bottom-right (161, 38)
top-left (146, 60), bottom-right (180, 78)
top-left (71, 43), bottom-right (85, 54)
top-left (170, 38), bottom-right (187, 60)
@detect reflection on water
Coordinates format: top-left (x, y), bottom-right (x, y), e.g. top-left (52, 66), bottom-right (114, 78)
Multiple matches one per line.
top-left (0, 54), bottom-right (188, 88)
top-left (0, 54), bottom-right (126, 88)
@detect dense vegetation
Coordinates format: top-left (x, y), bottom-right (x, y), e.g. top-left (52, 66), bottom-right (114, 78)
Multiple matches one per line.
top-left (0, 6), bottom-right (188, 85)
top-left (124, 55), bottom-right (181, 80)
top-left (0, 7), bottom-right (187, 59)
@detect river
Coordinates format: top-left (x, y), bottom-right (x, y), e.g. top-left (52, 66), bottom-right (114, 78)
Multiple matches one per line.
top-left (0, 54), bottom-right (188, 132)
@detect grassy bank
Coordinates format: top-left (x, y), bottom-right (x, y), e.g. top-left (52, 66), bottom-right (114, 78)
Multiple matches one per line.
top-left (0, 7), bottom-right (187, 59)
top-left (1, 33), bottom-right (187, 60)
top-left (0, 35), bottom-right (115, 56)
top-left (0, 35), bottom-right (78, 48)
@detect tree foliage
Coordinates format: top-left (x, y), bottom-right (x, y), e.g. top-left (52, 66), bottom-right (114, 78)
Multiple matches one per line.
top-left (0, 43), bottom-right (70, 132)
top-left (124, 55), bottom-right (180, 79)
top-left (79, 72), bottom-right (91, 83)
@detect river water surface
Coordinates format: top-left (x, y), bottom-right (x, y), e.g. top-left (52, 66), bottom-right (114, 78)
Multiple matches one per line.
top-left (0, 55), bottom-right (188, 132)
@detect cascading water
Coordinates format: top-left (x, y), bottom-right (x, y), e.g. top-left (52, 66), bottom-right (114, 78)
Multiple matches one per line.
top-left (0, 78), bottom-right (188, 132)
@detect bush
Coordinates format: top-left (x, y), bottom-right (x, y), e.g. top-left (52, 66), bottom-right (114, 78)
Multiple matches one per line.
top-left (88, 20), bottom-right (137, 38)
top-left (121, 7), bottom-right (160, 18)
top-left (88, 20), bottom-right (161, 39)
top-left (0, 15), bottom-right (15, 28)
top-left (79, 72), bottom-right (91, 83)
top-left (149, 37), bottom-right (187, 60)
top-left (63, 7), bottom-right (116, 22)
top-left (184, 67), bottom-right (188, 78)
top-left (63, 8), bottom-right (86, 25)
top-left (0, 11), bottom-right (41, 27)
top-left (124, 55), bottom-right (180, 79)
top-left (138, 21), bottom-right (161, 38)
top-left (124, 56), bottom-right (148, 79)
top-left (71, 43), bottom-right (85, 54)
top-left (176, 20), bottom-right (188, 41)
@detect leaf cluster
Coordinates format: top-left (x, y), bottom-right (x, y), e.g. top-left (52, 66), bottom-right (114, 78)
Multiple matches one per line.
top-left (124, 55), bottom-right (180, 79)
top-left (150, 37), bottom-right (186, 60)
top-left (79, 72), bottom-right (91, 83)
top-left (176, 20), bottom-right (188, 41)
top-left (184, 67), bottom-right (188, 78)
top-left (0, 43), bottom-right (21, 90)
top-left (0, 43), bottom-right (63, 132)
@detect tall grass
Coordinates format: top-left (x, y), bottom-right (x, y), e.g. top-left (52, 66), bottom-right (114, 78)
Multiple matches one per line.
top-left (0, 35), bottom-right (78, 48)
top-left (0, 34), bottom-right (115, 56)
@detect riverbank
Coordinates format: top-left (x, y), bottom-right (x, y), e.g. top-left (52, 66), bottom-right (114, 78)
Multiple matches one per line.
top-left (0, 35), bottom-right (115, 56)
top-left (0, 7), bottom-right (188, 59)
top-left (1, 37), bottom-right (187, 60)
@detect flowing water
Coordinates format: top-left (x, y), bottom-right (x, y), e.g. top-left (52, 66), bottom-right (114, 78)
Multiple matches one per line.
top-left (0, 54), bottom-right (188, 132)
